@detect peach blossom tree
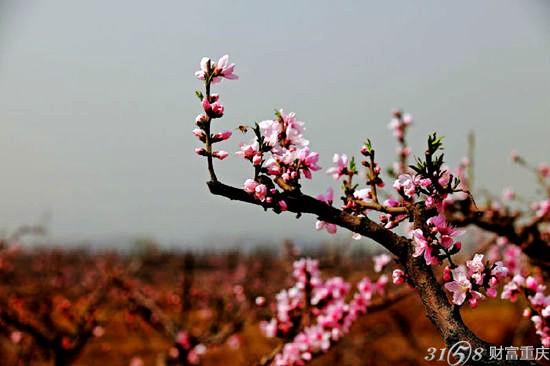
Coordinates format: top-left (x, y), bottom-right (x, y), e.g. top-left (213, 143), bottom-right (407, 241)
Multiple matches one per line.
top-left (192, 55), bottom-right (549, 366)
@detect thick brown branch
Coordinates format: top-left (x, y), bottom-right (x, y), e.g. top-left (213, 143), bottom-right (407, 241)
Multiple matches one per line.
top-left (207, 180), bottom-right (409, 258)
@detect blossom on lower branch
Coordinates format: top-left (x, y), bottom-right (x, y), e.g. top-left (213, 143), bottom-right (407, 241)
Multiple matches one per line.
top-left (443, 254), bottom-right (508, 308)
top-left (260, 258), bottom-right (391, 366)
top-left (501, 274), bottom-right (550, 347)
top-left (314, 188), bottom-right (337, 234)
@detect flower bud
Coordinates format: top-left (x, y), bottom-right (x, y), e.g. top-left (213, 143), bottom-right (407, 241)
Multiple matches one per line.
top-left (192, 128), bottom-right (206, 142)
top-left (194, 147), bottom-right (208, 157)
top-left (211, 130), bottom-right (232, 143)
top-left (212, 150), bottom-right (229, 160)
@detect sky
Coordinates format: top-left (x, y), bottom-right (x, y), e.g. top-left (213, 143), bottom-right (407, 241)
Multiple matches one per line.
top-left (0, 1), bottom-right (549, 249)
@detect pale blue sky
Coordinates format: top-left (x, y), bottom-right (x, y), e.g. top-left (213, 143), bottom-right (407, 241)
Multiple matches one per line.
top-left (0, 1), bottom-right (549, 248)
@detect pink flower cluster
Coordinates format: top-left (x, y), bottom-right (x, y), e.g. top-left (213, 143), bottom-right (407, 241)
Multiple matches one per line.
top-left (193, 55), bottom-right (238, 161)
top-left (482, 236), bottom-right (549, 346)
top-left (260, 259), bottom-right (389, 365)
top-left (388, 110), bottom-right (413, 141)
top-left (195, 55), bottom-right (238, 84)
top-left (326, 154), bottom-right (349, 180)
top-left (388, 110), bottom-right (413, 175)
top-left (174, 330), bottom-right (207, 365)
top-left (501, 274), bottom-right (550, 347)
top-left (237, 110), bottom-right (320, 207)
top-left (486, 237), bottom-right (523, 275)
top-left (443, 254), bottom-right (508, 308)
top-left (410, 214), bottom-right (463, 266)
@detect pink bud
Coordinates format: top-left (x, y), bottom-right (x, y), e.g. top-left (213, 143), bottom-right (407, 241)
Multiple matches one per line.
top-left (195, 113), bottom-right (208, 126)
top-left (443, 266), bottom-right (452, 281)
top-left (255, 296), bottom-right (266, 306)
top-left (252, 154), bottom-right (262, 166)
top-left (202, 97), bottom-right (224, 118)
top-left (255, 184), bottom-right (267, 201)
top-left (278, 200), bottom-right (288, 211)
top-left (243, 179), bottom-right (258, 193)
top-left (194, 147), bottom-right (208, 157)
top-left (402, 113), bottom-right (413, 125)
top-left (525, 276), bottom-right (538, 291)
top-left (192, 128), bottom-right (206, 142)
top-left (212, 150), bottom-right (228, 160)
top-left (212, 130), bottom-right (232, 142)
top-left (392, 269), bottom-right (405, 285)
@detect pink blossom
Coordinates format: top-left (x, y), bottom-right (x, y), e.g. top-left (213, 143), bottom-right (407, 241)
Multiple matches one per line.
top-left (192, 128), bottom-right (206, 142)
top-left (443, 266), bottom-right (452, 281)
top-left (298, 147), bottom-right (321, 178)
top-left (202, 97), bottom-right (224, 118)
top-left (532, 199), bottom-right (550, 218)
top-left (392, 269), bottom-right (405, 285)
top-left (260, 319), bottom-right (277, 338)
top-left (255, 296), bottom-right (266, 306)
top-left (212, 150), bottom-right (228, 160)
top-left (373, 254), bottom-right (391, 273)
top-left (315, 220), bottom-right (337, 234)
top-left (194, 57), bottom-right (211, 81)
top-left (258, 119), bottom-right (281, 147)
top-left (280, 110), bottom-right (309, 148)
top-left (212, 130), bottom-right (232, 142)
top-left (195, 113), bottom-right (208, 126)
top-left (252, 154), bottom-right (263, 166)
top-left (383, 198), bottom-right (400, 207)
top-left (236, 141), bottom-right (259, 160)
top-left (129, 358), bottom-right (144, 366)
top-left (254, 184), bottom-right (268, 201)
top-left (213, 54), bottom-right (238, 81)
top-left (316, 187), bottom-right (334, 205)
top-left (438, 169), bottom-right (451, 186)
top-left (93, 326), bottom-right (105, 338)
top-left (502, 187), bottom-right (515, 201)
top-left (501, 280), bottom-right (520, 302)
top-left (444, 266), bottom-right (471, 305)
top-left (195, 55), bottom-right (238, 83)
top-left (353, 188), bottom-right (372, 201)
top-left (411, 229), bottom-right (437, 265)
top-left (357, 275), bottom-right (388, 300)
top-left (490, 261), bottom-right (509, 280)
top-left (466, 254), bottom-right (485, 276)
top-left (393, 174), bottom-right (417, 198)
top-left (10, 331), bottom-right (22, 344)
top-left (525, 276), bottom-right (539, 291)
top-left (538, 163), bottom-right (550, 178)
top-left (243, 179), bottom-right (258, 193)
top-left (467, 291), bottom-right (485, 308)
top-left (326, 154), bottom-right (348, 180)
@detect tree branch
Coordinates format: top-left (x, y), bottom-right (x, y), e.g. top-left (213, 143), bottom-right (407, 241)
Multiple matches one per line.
top-left (207, 180), bottom-right (529, 365)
